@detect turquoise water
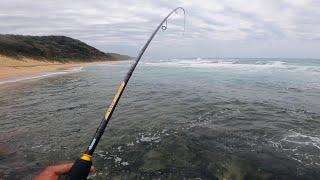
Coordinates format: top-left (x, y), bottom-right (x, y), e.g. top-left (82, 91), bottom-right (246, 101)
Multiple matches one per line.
top-left (0, 58), bottom-right (320, 179)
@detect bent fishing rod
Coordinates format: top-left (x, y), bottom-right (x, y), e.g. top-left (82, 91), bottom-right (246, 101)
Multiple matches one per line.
top-left (67, 7), bottom-right (185, 179)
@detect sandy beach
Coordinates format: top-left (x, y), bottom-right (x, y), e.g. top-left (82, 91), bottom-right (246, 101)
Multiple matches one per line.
top-left (0, 56), bottom-right (123, 84)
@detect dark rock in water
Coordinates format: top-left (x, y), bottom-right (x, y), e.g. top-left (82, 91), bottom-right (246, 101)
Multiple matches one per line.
top-left (142, 150), bottom-right (168, 171)
top-left (144, 150), bottom-right (162, 159)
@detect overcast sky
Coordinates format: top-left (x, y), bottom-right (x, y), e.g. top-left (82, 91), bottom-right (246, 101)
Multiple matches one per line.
top-left (0, 0), bottom-right (319, 59)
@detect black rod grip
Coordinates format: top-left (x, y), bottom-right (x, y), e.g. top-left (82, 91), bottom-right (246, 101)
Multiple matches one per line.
top-left (67, 158), bottom-right (92, 180)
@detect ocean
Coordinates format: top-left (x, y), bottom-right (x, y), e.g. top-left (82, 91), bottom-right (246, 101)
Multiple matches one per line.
top-left (0, 58), bottom-right (319, 179)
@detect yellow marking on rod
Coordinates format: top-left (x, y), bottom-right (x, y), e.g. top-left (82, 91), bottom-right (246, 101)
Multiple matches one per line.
top-left (104, 81), bottom-right (126, 120)
top-left (80, 154), bottom-right (92, 161)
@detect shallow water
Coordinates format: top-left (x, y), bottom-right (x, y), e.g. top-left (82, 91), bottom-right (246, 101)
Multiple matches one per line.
top-left (0, 58), bottom-right (320, 179)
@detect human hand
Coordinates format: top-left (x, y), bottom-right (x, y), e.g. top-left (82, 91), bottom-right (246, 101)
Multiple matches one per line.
top-left (34, 163), bottom-right (96, 180)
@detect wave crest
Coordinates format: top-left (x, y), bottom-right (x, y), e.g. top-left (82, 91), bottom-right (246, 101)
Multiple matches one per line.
top-left (144, 59), bottom-right (320, 73)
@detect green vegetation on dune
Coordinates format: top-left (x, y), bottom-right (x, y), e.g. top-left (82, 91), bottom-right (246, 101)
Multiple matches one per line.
top-left (0, 34), bottom-right (131, 62)
top-left (107, 53), bottom-right (132, 61)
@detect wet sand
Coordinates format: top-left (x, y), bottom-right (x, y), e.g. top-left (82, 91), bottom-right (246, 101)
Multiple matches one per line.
top-left (0, 56), bottom-right (124, 84)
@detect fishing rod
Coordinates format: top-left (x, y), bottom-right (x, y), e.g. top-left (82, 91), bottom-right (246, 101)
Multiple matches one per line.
top-left (67, 7), bottom-right (185, 179)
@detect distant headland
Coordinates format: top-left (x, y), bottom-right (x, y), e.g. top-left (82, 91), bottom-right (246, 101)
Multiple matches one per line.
top-left (0, 34), bottom-right (132, 84)
top-left (0, 34), bottom-right (132, 62)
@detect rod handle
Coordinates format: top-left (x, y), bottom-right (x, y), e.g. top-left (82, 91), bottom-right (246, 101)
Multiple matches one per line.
top-left (67, 155), bottom-right (92, 180)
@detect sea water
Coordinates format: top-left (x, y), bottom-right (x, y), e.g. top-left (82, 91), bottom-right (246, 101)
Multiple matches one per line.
top-left (0, 58), bottom-right (319, 179)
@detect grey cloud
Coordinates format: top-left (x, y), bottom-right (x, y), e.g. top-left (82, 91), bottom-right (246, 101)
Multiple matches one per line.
top-left (0, 0), bottom-right (319, 58)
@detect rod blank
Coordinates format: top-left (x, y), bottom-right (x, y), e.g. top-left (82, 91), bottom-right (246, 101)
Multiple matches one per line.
top-left (67, 7), bottom-right (185, 180)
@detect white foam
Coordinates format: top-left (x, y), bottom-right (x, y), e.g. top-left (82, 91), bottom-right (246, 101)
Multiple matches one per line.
top-left (117, 146), bottom-right (122, 152)
top-left (95, 150), bottom-right (108, 158)
top-left (270, 130), bottom-right (320, 166)
top-left (139, 135), bottom-right (161, 143)
top-left (0, 67), bottom-right (83, 85)
top-left (114, 157), bottom-right (122, 163)
top-left (135, 132), bottom-right (162, 144)
top-left (31, 145), bottom-right (43, 149)
top-left (121, 162), bottom-right (129, 166)
top-left (282, 131), bottom-right (320, 150)
top-left (126, 142), bottom-right (134, 146)
top-left (146, 60), bottom-right (285, 68)
top-left (144, 59), bottom-right (320, 73)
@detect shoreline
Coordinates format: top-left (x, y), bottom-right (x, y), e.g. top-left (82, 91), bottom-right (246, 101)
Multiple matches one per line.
top-left (0, 56), bottom-right (129, 85)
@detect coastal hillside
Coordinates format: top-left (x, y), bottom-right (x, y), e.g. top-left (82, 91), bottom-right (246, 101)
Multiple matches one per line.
top-left (0, 34), bottom-right (131, 62)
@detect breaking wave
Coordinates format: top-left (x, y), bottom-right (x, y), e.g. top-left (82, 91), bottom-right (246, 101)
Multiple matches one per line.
top-left (144, 59), bottom-right (320, 73)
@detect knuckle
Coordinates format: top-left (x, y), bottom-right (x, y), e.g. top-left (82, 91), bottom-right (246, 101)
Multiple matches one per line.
top-left (45, 166), bottom-right (54, 171)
